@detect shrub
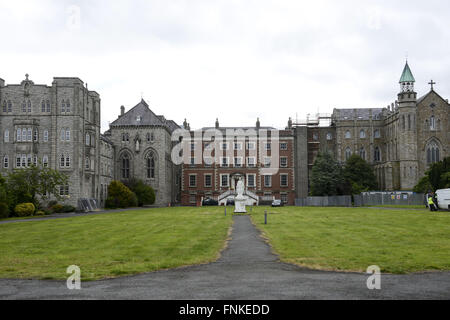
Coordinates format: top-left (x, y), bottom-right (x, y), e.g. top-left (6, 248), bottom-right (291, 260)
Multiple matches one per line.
top-left (51, 204), bottom-right (64, 213)
top-left (14, 203), bottom-right (36, 217)
top-left (124, 179), bottom-right (156, 207)
top-left (62, 205), bottom-right (76, 213)
top-left (48, 200), bottom-right (58, 207)
top-left (43, 208), bottom-right (53, 215)
top-left (105, 181), bottom-right (138, 209)
top-left (35, 211), bottom-right (45, 216)
top-left (0, 202), bottom-right (9, 219)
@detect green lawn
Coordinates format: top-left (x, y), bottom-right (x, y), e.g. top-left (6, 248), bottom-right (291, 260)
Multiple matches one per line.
top-left (250, 206), bottom-right (450, 274)
top-left (0, 207), bottom-right (232, 280)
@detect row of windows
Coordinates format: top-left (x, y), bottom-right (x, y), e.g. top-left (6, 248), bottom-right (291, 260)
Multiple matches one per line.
top-left (2, 100), bottom-right (71, 113)
top-left (120, 152), bottom-right (156, 180)
top-left (190, 156), bottom-right (289, 168)
top-left (345, 129), bottom-right (381, 140)
top-left (188, 174), bottom-right (289, 188)
top-left (121, 133), bottom-right (156, 143)
top-left (344, 146), bottom-right (382, 162)
top-left (3, 129), bottom-right (94, 144)
top-left (2, 155), bottom-right (49, 169)
top-left (193, 142), bottom-right (289, 151)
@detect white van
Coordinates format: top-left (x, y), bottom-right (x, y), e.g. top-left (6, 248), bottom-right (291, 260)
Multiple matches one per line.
top-left (436, 189), bottom-right (450, 210)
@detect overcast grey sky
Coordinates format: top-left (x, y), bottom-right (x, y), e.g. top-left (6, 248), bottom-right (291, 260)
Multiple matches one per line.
top-left (1, 0), bottom-right (449, 132)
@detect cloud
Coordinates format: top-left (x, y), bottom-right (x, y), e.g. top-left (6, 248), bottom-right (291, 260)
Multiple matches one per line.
top-left (1, 0), bottom-right (450, 132)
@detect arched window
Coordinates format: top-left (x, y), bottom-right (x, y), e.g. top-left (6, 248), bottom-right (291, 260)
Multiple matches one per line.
top-left (120, 153), bottom-right (131, 179)
top-left (7, 100), bottom-right (12, 112)
top-left (326, 133), bottom-right (333, 141)
top-left (66, 100), bottom-right (70, 113)
top-left (46, 100), bottom-right (50, 113)
top-left (43, 156), bottom-right (49, 168)
top-left (44, 130), bottom-right (49, 142)
top-left (61, 100), bottom-right (66, 113)
top-left (345, 131), bottom-right (351, 139)
top-left (146, 152), bottom-right (156, 179)
top-left (4, 129), bottom-right (9, 143)
top-left (345, 147), bottom-right (352, 160)
top-left (359, 147), bottom-right (366, 160)
top-left (430, 116), bottom-right (436, 130)
top-left (41, 101), bottom-right (46, 112)
top-left (426, 141), bottom-right (440, 164)
top-left (374, 147), bottom-right (381, 162)
top-left (3, 100), bottom-right (7, 113)
top-left (22, 101), bottom-right (26, 113)
top-left (360, 130), bottom-right (366, 139)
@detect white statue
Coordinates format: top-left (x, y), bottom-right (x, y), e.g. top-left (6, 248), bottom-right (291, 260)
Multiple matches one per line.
top-left (135, 140), bottom-right (140, 152)
top-left (236, 179), bottom-right (245, 197)
top-left (234, 178), bottom-right (247, 213)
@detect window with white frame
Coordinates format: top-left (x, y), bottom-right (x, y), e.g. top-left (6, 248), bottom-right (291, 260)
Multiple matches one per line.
top-left (17, 129), bottom-right (21, 142)
top-left (265, 143), bottom-right (271, 151)
top-left (345, 131), bottom-right (351, 139)
top-left (281, 194), bottom-right (288, 203)
top-left (326, 133), bottom-right (333, 141)
top-left (280, 174), bottom-right (288, 187)
top-left (4, 129), bottom-right (9, 143)
top-left (189, 174), bottom-right (197, 187)
top-left (65, 129), bottom-right (70, 142)
top-left (27, 128), bottom-right (32, 141)
top-left (280, 143), bottom-right (288, 150)
top-left (247, 142), bottom-right (256, 150)
top-left (264, 175), bottom-right (272, 187)
top-left (234, 157), bottom-right (242, 167)
top-left (204, 174), bottom-right (212, 187)
top-left (280, 157), bottom-right (288, 168)
top-left (374, 129), bottom-right (381, 138)
top-left (59, 185), bottom-right (69, 196)
top-left (221, 142), bottom-right (229, 150)
top-left (360, 130), bottom-right (366, 139)
top-left (247, 157), bottom-right (256, 167)
top-left (247, 174), bottom-right (256, 187)
top-left (220, 157), bottom-right (229, 167)
top-left (220, 174), bottom-right (229, 187)
top-left (234, 142), bottom-right (242, 150)
top-left (44, 130), bottom-right (48, 142)
top-left (264, 157), bottom-right (271, 168)
top-left (3, 156), bottom-right (8, 168)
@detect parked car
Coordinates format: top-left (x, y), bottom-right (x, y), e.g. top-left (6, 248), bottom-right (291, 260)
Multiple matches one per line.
top-left (271, 199), bottom-right (283, 207)
top-left (202, 198), bottom-right (218, 206)
top-left (226, 199), bottom-right (235, 206)
top-left (436, 189), bottom-right (450, 210)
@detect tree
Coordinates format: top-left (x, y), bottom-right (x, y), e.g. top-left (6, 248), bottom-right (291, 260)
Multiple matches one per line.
top-left (414, 157), bottom-right (450, 192)
top-left (310, 152), bottom-right (345, 196)
top-left (6, 165), bottom-right (68, 209)
top-left (343, 155), bottom-right (377, 195)
top-left (123, 178), bottom-right (156, 207)
top-left (105, 181), bottom-right (138, 209)
top-left (0, 176), bottom-right (10, 218)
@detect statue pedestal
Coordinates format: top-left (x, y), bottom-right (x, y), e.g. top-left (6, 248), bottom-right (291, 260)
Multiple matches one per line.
top-left (234, 195), bottom-right (247, 214)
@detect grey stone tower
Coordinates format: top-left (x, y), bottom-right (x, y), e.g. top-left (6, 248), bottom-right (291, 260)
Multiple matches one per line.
top-left (397, 61), bottom-right (419, 190)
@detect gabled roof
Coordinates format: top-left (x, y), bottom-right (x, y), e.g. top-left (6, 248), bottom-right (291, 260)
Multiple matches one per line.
top-left (109, 99), bottom-right (180, 132)
top-left (417, 89), bottom-right (449, 105)
top-left (399, 62), bottom-right (415, 83)
top-left (110, 99), bottom-right (165, 127)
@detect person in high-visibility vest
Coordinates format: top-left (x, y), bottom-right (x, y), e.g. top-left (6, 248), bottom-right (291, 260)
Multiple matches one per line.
top-left (428, 194), bottom-right (437, 212)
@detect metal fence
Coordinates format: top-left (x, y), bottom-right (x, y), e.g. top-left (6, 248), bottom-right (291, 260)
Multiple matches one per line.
top-left (295, 192), bottom-right (426, 207)
top-left (295, 196), bottom-right (352, 207)
top-left (354, 192), bottom-right (425, 207)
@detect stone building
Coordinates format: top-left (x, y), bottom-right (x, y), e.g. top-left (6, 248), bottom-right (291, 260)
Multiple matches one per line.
top-left (181, 119), bottom-right (296, 206)
top-left (294, 62), bottom-right (449, 197)
top-left (103, 99), bottom-right (181, 206)
top-left (0, 75), bottom-right (101, 208)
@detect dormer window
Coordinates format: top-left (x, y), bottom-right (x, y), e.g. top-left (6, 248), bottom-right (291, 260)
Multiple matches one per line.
top-left (136, 116), bottom-right (142, 122)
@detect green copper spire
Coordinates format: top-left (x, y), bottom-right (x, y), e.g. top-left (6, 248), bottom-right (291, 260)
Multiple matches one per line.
top-left (399, 61), bottom-right (415, 83)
